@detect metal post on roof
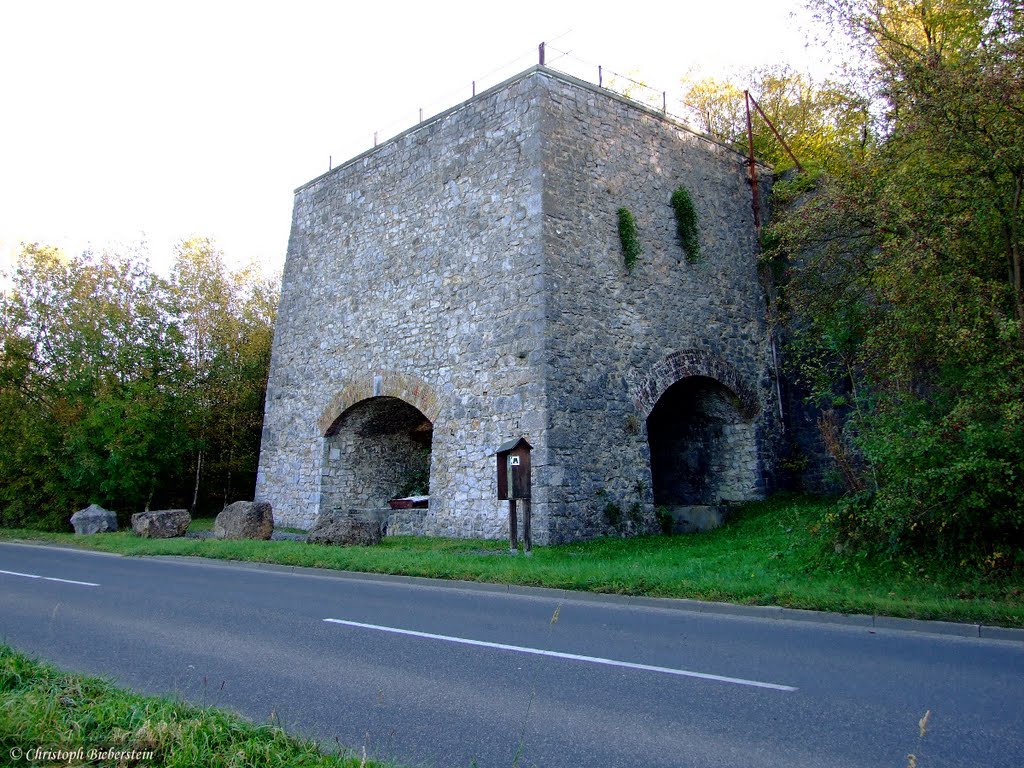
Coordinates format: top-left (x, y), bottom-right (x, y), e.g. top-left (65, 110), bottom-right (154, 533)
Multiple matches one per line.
top-left (662, 91), bottom-right (667, 114)
top-left (747, 91), bottom-right (804, 173)
top-left (539, 42), bottom-right (545, 66)
top-left (598, 65), bottom-right (603, 87)
top-left (744, 90), bottom-right (761, 235)
top-left (472, 80), bottom-right (476, 97)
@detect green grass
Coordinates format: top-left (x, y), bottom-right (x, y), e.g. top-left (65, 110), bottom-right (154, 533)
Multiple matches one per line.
top-left (0, 644), bottom-right (395, 767)
top-left (4, 496), bottom-right (1023, 627)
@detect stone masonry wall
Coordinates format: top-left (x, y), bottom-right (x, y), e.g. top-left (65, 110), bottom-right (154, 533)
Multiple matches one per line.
top-left (536, 73), bottom-right (780, 543)
top-left (257, 72), bottom-right (548, 533)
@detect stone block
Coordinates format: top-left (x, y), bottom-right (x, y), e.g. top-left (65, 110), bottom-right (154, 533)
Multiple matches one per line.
top-left (307, 509), bottom-right (383, 546)
top-left (70, 504), bottom-right (118, 535)
top-left (214, 501), bottom-right (274, 540)
top-left (666, 505), bottom-right (727, 533)
top-left (131, 509), bottom-right (190, 538)
top-left (386, 508), bottom-right (429, 536)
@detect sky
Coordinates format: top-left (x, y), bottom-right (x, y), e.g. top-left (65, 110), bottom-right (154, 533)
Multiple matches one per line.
top-left (0, 0), bottom-right (832, 278)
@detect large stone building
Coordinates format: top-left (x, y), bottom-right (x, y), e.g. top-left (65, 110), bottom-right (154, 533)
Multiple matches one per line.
top-left (256, 65), bottom-right (781, 544)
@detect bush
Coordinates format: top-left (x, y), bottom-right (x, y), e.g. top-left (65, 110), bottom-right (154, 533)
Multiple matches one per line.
top-left (670, 186), bottom-right (700, 260)
top-left (616, 208), bottom-right (642, 270)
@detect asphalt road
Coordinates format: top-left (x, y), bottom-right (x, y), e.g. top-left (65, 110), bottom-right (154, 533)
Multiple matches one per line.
top-left (2, 541), bottom-right (1023, 768)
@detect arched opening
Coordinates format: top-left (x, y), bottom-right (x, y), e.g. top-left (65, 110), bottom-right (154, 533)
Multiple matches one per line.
top-left (647, 376), bottom-right (756, 526)
top-left (320, 396), bottom-right (433, 515)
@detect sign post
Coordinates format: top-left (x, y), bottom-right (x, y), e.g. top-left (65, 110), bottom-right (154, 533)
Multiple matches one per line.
top-left (495, 437), bottom-right (532, 555)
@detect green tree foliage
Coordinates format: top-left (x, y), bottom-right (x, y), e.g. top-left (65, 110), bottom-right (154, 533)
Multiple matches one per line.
top-left (169, 237), bottom-right (278, 513)
top-left (768, 0), bottom-right (1024, 562)
top-left (681, 65), bottom-right (872, 173)
top-left (0, 241), bottom-right (278, 530)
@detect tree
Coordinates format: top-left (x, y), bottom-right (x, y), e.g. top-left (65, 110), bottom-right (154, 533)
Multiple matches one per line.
top-left (768, 0), bottom-right (1024, 561)
top-left (0, 245), bottom-right (187, 527)
top-left (810, 0), bottom-right (1023, 319)
top-left (681, 76), bottom-right (747, 143)
top-left (680, 65), bottom-right (872, 173)
top-left (0, 239), bottom-right (278, 530)
top-left (168, 237), bottom-right (278, 514)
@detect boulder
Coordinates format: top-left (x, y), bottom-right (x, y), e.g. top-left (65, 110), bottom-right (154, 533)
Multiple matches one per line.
top-left (307, 509), bottom-right (383, 546)
top-left (70, 504), bottom-right (118, 535)
top-left (663, 505), bottom-right (728, 534)
top-left (131, 509), bottom-right (191, 538)
top-left (214, 501), bottom-right (274, 540)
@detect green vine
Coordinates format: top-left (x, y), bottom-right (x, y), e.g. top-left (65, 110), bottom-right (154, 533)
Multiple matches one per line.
top-left (617, 207), bottom-right (641, 270)
top-left (670, 186), bottom-right (700, 261)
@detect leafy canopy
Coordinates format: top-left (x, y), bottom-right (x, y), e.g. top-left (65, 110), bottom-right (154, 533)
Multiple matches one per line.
top-left (0, 240), bottom-right (278, 530)
top-left (766, 0), bottom-right (1024, 562)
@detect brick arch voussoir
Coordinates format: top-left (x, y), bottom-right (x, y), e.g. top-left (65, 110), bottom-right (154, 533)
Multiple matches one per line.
top-left (634, 349), bottom-right (760, 421)
top-left (318, 371), bottom-right (442, 436)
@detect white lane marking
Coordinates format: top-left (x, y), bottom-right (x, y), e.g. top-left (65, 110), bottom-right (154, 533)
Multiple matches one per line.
top-left (324, 618), bottom-right (797, 692)
top-left (0, 569), bottom-right (100, 587)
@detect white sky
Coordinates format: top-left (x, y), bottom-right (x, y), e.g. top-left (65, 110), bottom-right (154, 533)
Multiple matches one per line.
top-left (0, 0), bottom-right (830, 278)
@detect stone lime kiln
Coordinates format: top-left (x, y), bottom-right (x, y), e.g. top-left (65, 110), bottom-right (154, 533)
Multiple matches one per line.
top-left (256, 65), bottom-right (780, 544)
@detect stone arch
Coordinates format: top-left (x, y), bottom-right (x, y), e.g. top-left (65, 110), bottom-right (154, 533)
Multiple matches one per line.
top-left (632, 349), bottom-right (759, 421)
top-left (317, 372), bottom-right (441, 517)
top-left (318, 371), bottom-right (441, 437)
top-left (636, 351), bottom-right (762, 523)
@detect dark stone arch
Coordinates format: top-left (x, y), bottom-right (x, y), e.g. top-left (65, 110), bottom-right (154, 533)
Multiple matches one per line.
top-left (632, 349), bottom-right (760, 422)
top-left (646, 376), bottom-right (755, 508)
top-left (320, 395), bottom-right (434, 516)
top-left (636, 351), bottom-right (763, 528)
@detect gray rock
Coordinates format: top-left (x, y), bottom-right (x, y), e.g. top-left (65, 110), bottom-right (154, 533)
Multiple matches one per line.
top-left (70, 504), bottom-right (118, 535)
top-left (131, 509), bottom-right (190, 538)
top-left (307, 509), bottom-right (382, 546)
top-left (214, 501), bottom-right (274, 540)
top-left (663, 505), bottom-right (728, 534)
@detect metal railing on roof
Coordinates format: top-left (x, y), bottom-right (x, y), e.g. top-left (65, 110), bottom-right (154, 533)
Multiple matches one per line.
top-left (326, 40), bottom-right (727, 173)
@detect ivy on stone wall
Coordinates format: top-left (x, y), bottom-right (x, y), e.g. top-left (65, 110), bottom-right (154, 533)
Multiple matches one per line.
top-left (671, 186), bottom-right (700, 261)
top-left (617, 207), bottom-right (641, 271)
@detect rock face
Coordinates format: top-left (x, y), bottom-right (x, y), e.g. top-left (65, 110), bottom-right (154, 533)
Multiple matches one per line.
top-left (70, 504), bottom-right (118, 535)
top-left (214, 501), bottom-right (274, 540)
top-left (307, 509), bottom-right (383, 546)
top-left (131, 509), bottom-right (190, 538)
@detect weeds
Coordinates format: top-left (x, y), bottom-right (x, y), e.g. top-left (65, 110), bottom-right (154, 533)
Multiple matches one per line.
top-left (906, 710), bottom-right (931, 768)
top-left (510, 604), bottom-right (562, 768)
top-left (0, 645), bottom-right (393, 767)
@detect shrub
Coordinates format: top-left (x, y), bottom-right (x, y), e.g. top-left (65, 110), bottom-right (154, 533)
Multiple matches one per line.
top-left (670, 186), bottom-right (700, 260)
top-left (616, 208), bottom-right (642, 270)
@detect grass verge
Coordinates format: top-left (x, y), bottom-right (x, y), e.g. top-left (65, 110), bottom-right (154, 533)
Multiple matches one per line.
top-left (0, 644), bottom-right (393, 767)
top-left (3, 496), bottom-right (1022, 627)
